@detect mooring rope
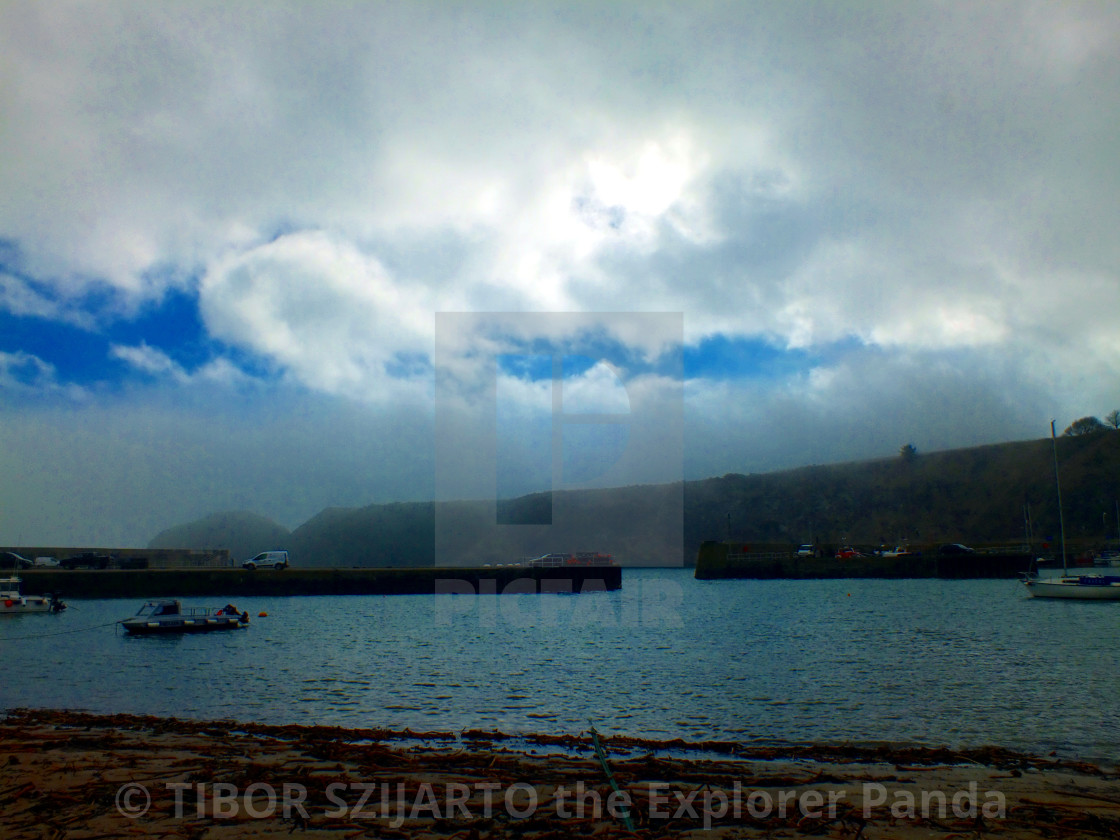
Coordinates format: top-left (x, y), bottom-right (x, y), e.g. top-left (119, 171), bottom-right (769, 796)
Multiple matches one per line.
top-left (1, 620), bottom-right (124, 641)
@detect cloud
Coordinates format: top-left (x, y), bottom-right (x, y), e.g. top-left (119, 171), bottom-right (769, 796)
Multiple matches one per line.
top-left (0, 350), bottom-right (56, 390)
top-left (685, 343), bottom-right (1051, 478)
top-left (0, 272), bottom-right (92, 328)
top-left (1, 2), bottom-right (1119, 544)
top-left (199, 230), bottom-right (435, 401)
top-left (109, 341), bottom-right (249, 386)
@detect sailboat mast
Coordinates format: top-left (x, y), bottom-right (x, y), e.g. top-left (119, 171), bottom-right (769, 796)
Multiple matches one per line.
top-left (1051, 420), bottom-right (1068, 575)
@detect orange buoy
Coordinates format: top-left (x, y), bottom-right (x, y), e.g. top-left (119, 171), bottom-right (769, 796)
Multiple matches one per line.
top-left (258, 611), bottom-right (268, 617)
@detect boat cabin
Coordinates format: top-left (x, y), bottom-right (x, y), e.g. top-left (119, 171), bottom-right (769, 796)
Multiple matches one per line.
top-left (1, 577), bottom-right (23, 600)
top-left (134, 600), bottom-right (183, 617)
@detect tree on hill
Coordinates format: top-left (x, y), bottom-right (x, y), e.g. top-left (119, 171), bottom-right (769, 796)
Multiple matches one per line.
top-left (899, 443), bottom-right (917, 461)
top-left (1106, 410), bottom-right (1120, 429)
top-left (1063, 416), bottom-right (1106, 436)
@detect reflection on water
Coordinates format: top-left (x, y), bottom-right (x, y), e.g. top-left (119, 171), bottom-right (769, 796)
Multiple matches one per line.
top-left (4, 569), bottom-right (1119, 761)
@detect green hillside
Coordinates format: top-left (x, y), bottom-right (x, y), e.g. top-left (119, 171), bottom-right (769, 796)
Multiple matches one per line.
top-left (685, 431), bottom-right (1120, 552)
top-left (150, 431), bottom-right (1120, 566)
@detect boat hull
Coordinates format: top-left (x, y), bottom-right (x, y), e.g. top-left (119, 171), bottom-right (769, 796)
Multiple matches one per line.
top-left (0, 598), bottom-right (57, 615)
top-left (122, 616), bottom-right (248, 634)
top-left (1022, 578), bottom-right (1120, 600)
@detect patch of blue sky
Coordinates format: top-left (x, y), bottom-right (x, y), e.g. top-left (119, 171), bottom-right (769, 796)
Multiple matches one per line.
top-left (498, 353), bottom-right (555, 381)
top-left (0, 278), bottom-right (274, 389)
top-left (683, 334), bottom-right (819, 381)
top-left (497, 352), bottom-right (621, 385)
top-left (0, 308), bottom-right (130, 387)
top-left (115, 287), bottom-right (211, 367)
top-left (495, 330), bottom-right (669, 383)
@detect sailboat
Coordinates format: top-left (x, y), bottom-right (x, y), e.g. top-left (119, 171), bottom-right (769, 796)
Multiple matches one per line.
top-left (1022, 421), bottom-right (1120, 600)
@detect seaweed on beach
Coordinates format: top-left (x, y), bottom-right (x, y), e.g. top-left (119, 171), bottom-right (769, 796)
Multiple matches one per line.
top-left (3, 708), bottom-right (1119, 839)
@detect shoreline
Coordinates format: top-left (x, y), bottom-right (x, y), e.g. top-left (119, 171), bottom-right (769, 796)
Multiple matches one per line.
top-left (13, 566), bottom-right (622, 599)
top-left (4, 708), bottom-right (1118, 838)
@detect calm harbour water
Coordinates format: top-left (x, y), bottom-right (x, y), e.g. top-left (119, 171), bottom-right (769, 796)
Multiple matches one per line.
top-left (3, 568), bottom-right (1119, 762)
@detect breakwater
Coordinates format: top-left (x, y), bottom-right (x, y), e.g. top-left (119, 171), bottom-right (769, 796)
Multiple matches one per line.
top-left (694, 541), bottom-right (1032, 580)
top-left (16, 566), bottom-right (621, 599)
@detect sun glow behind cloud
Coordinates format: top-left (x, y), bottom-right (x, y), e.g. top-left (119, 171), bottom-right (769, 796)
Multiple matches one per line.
top-left (1, 1), bottom-right (1118, 544)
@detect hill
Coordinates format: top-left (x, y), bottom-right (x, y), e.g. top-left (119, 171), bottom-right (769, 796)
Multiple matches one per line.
top-left (149, 431), bottom-right (1120, 565)
top-left (148, 510), bottom-right (291, 563)
top-left (285, 483), bottom-right (683, 567)
top-left (685, 431), bottom-right (1120, 552)
top-left (288, 503), bottom-right (436, 567)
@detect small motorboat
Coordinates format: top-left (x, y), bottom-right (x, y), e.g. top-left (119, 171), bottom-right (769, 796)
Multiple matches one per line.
top-left (0, 577), bottom-right (66, 615)
top-left (121, 600), bottom-right (249, 635)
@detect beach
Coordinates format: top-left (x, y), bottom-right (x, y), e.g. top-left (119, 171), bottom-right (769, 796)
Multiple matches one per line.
top-left (3, 708), bottom-right (1118, 839)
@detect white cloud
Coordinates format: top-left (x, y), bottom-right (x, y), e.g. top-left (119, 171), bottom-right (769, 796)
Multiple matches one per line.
top-left (0, 351), bottom-right (55, 389)
top-left (110, 343), bottom-right (182, 378)
top-left (0, 273), bottom-right (98, 329)
top-left (561, 362), bottom-right (632, 415)
top-left (2, 2), bottom-right (1120, 543)
top-left (0, 350), bottom-right (86, 400)
top-left (110, 342), bottom-right (250, 387)
top-left (199, 230), bottom-right (434, 401)
top-left (3, 2), bottom-right (1114, 372)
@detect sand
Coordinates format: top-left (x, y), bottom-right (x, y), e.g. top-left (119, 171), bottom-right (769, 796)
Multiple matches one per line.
top-left (2, 708), bottom-right (1119, 839)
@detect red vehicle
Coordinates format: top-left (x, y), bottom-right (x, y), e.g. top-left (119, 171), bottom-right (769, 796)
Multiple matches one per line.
top-left (835, 547), bottom-right (863, 559)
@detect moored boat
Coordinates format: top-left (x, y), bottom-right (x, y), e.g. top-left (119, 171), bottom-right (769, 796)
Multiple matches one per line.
top-left (1022, 574), bottom-right (1120, 600)
top-left (1021, 421), bottom-right (1120, 600)
top-left (121, 600), bottom-right (249, 635)
top-left (0, 577), bottom-right (66, 615)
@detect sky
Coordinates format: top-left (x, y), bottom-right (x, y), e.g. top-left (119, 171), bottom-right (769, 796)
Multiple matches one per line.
top-left (1, 1), bottom-right (1119, 547)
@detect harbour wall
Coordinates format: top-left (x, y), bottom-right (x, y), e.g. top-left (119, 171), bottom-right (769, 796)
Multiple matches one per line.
top-left (2, 546), bottom-right (229, 568)
top-left (694, 541), bottom-right (1033, 580)
top-left (16, 566), bottom-right (621, 599)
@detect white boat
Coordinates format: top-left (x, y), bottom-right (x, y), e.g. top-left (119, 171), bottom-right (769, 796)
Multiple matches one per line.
top-left (1021, 421), bottom-right (1119, 600)
top-left (121, 600), bottom-right (249, 635)
top-left (1023, 573), bottom-right (1120, 600)
top-left (0, 577), bottom-right (67, 615)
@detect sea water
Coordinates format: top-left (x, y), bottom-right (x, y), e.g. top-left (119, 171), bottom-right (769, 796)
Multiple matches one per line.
top-left (3, 568), bottom-right (1118, 762)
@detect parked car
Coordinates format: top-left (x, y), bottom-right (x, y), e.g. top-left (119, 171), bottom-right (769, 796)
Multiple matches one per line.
top-left (0, 551), bottom-right (33, 570)
top-left (835, 546), bottom-right (865, 559)
top-left (242, 550), bottom-right (289, 570)
top-left (796, 544), bottom-right (817, 557)
top-left (59, 553), bottom-right (113, 570)
top-left (33, 556), bottom-right (60, 568)
top-left (937, 543), bottom-right (975, 555)
top-left (880, 546), bottom-right (920, 558)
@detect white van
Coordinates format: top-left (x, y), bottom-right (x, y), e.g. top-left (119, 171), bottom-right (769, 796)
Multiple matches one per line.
top-left (242, 550), bottom-right (289, 570)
